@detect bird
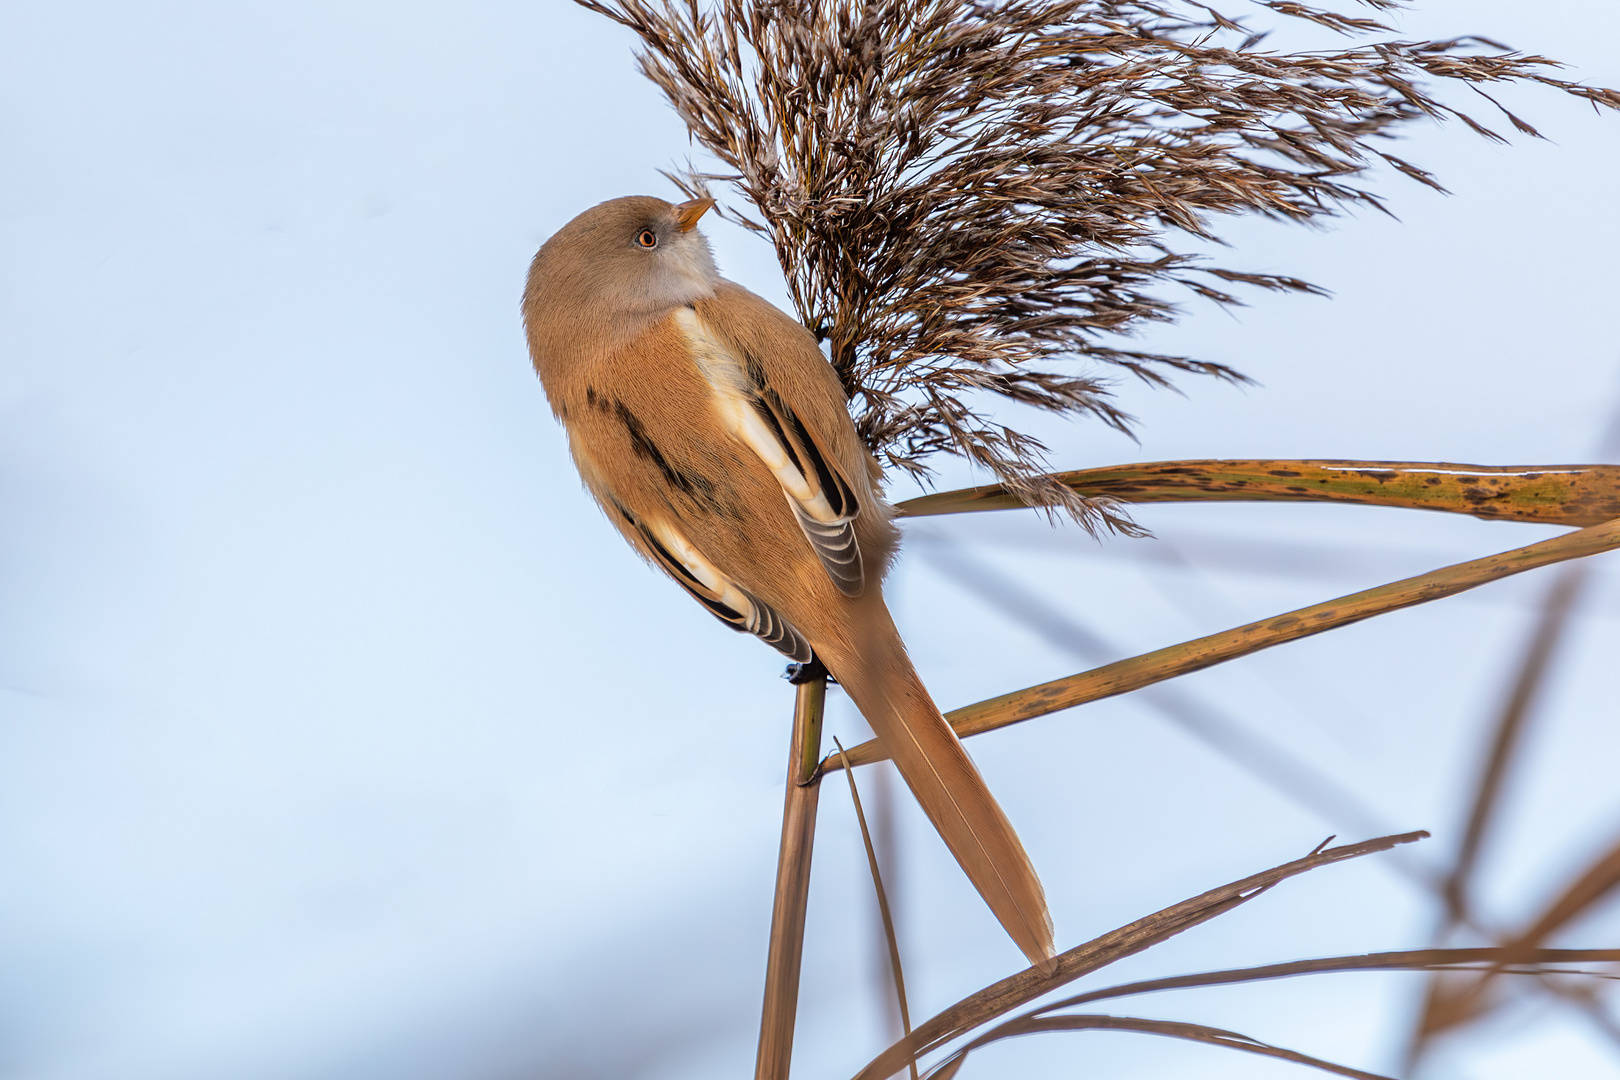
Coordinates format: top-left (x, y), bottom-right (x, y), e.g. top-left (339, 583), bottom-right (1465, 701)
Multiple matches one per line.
top-left (522, 194), bottom-right (1054, 968)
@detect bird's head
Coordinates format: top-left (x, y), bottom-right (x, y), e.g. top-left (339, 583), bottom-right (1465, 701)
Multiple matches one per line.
top-left (525, 195), bottom-right (720, 342)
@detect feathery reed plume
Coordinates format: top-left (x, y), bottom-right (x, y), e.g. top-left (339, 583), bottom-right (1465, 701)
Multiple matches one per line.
top-left (574, 0), bottom-right (1618, 529)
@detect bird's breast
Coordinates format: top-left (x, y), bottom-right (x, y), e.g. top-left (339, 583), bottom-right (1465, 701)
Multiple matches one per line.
top-left (672, 306), bottom-right (749, 404)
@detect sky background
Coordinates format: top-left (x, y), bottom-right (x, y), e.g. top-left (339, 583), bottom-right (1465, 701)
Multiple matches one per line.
top-left (2, 1), bottom-right (1618, 1078)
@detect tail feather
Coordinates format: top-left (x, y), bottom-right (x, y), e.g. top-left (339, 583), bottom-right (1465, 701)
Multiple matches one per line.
top-left (820, 603), bottom-right (1054, 967)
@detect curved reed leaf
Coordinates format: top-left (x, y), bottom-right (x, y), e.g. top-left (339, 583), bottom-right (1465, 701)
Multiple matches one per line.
top-left (897, 461), bottom-right (1620, 527)
top-left (833, 740), bottom-right (918, 1080)
top-left (828, 517), bottom-right (1620, 772)
top-left (851, 832), bottom-right (1427, 1080)
top-left (927, 1013), bottom-right (1397, 1080)
top-left (931, 946), bottom-right (1620, 1080)
top-left (1033, 948), bottom-right (1620, 1014)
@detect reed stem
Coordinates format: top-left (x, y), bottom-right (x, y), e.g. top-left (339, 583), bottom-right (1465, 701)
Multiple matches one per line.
top-left (827, 516), bottom-right (1620, 773)
top-left (754, 672), bottom-right (827, 1080)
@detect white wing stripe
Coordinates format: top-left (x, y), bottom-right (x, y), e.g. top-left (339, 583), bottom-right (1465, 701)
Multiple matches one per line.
top-left (676, 305), bottom-right (863, 597)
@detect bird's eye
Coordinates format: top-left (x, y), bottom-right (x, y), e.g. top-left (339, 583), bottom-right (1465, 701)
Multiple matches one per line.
top-left (636, 228), bottom-right (658, 249)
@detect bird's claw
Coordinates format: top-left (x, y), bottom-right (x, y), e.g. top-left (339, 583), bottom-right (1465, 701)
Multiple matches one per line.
top-left (784, 657), bottom-right (832, 685)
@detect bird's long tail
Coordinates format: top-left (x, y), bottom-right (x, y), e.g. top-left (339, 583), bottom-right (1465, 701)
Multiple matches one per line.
top-left (817, 598), bottom-right (1054, 968)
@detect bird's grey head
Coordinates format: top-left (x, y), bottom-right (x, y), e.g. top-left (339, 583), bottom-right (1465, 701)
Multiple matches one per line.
top-left (525, 195), bottom-right (721, 339)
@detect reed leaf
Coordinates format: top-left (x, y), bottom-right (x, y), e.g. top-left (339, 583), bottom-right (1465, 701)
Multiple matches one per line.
top-left (851, 831), bottom-right (1427, 1080)
top-left (897, 460), bottom-right (1620, 527)
top-left (927, 1014), bottom-right (1398, 1080)
top-left (833, 740), bottom-right (918, 1080)
top-left (828, 517), bottom-right (1620, 773)
top-left (929, 948), bottom-right (1620, 1079)
top-left (1023, 948), bottom-right (1620, 1012)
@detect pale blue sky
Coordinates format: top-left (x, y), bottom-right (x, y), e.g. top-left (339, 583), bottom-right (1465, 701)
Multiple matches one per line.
top-left (2, 2), bottom-right (1618, 1078)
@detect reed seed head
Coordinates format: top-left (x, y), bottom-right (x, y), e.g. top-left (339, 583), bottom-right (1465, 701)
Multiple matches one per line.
top-left (577, 0), bottom-right (1619, 530)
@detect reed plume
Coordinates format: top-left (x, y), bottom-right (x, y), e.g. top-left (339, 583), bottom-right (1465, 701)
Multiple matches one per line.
top-left (575, 0), bottom-right (1618, 530)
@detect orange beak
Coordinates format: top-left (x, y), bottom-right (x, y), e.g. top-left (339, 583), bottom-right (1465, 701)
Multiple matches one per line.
top-left (673, 197), bottom-right (715, 233)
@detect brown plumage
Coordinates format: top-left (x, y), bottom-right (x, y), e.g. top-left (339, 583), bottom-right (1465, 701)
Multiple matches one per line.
top-left (523, 195), bottom-right (1054, 967)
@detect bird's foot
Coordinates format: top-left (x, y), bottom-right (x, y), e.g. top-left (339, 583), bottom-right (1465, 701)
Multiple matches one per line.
top-left (784, 656), bottom-right (833, 685)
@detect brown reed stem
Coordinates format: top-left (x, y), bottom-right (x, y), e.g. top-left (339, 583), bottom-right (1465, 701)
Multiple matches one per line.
top-left (827, 516), bottom-right (1620, 773)
top-left (755, 673), bottom-right (826, 1080)
top-left (897, 460), bottom-right (1620, 528)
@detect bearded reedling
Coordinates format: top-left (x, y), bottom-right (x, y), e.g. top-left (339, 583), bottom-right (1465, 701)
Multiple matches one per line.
top-left (523, 195), bottom-right (1053, 967)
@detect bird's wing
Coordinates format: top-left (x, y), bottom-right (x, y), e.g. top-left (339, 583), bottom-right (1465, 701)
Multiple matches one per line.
top-left (738, 379), bottom-right (863, 597)
top-left (675, 306), bottom-right (865, 597)
top-left (600, 492), bottom-right (813, 663)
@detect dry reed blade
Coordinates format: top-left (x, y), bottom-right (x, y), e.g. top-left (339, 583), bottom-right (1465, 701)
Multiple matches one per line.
top-left (833, 739), bottom-right (918, 1080)
top-left (1028, 948), bottom-right (1620, 1011)
top-left (928, 1013), bottom-right (1399, 1080)
top-left (756, 673), bottom-right (827, 1080)
top-left (1440, 565), bottom-right (1589, 929)
top-left (936, 947), bottom-right (1620, 1078)
top-left (898, 461), bottom-right (1620, 527)
top-left (851, 831), bottom-right (1428, 1080)
top-left (865, 765), bottom-right (906, 1045)
top-left (827, 517), bottom-right (1620, 773)
top-left (575, 0), bottom-right (1620, 531)
top-left (1417, 833), bottom-right (1620, 1043)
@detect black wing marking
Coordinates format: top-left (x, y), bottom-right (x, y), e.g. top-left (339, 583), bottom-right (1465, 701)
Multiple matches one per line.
top-left (611, 500), bottom-right (812, 663)
top-left (749, 380), bottom-right (865, 598)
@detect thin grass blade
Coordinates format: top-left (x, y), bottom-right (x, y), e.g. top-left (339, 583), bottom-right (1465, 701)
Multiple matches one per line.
top-left (834, 739), bottom-right (918, 1080)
